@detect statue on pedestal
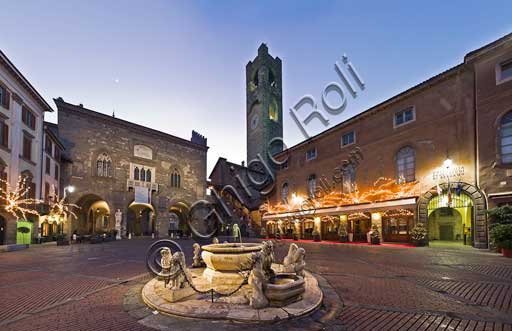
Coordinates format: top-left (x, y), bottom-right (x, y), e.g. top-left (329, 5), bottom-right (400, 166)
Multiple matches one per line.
top-left (115, 209), bottom-right (122, 240)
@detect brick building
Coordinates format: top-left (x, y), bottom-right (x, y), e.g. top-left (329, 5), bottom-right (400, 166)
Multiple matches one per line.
top-left (261, 34), bottom-right (512, 249)
top-left (54, 98), bottom-right (208, 239)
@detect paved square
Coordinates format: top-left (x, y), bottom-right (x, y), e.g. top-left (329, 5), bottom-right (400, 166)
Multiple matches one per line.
top-left (1, 239), bottom-right (512, 330)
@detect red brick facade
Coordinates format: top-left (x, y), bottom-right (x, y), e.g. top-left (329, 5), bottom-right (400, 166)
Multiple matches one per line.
top-left (262, 34), bottom-right (512, 249)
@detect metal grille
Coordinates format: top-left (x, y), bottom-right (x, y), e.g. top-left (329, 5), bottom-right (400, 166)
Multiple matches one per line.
top-left (427, 192), bottom-right (472, 210)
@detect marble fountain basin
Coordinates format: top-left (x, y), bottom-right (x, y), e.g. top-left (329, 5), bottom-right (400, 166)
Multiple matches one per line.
top-left (265, 274), bottom-right (305, 307)
top-left (201, 242), bottom-right (263, 287)
top-left (201, 243), bottom-right (263, 271)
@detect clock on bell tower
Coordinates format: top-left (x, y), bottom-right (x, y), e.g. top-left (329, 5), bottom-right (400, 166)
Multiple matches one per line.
top-left (246, 43), bottom-right (283, 173)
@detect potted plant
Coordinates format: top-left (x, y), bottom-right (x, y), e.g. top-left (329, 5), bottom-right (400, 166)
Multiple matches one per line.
top-left (348, 230), bottom-right (353, 242)
top-left (338, 223), bottom-right (348, 242)
top-left (489, 224), bottom-right (512, 258)
top-left (56, 233), bottom-right (69, 246)
top-left (487, 206), bottom-right (512, 252)
top-left (410, 223), bottom-right (427, 247)
top-left (370, 224), bottom-right (381, 245)
top-left (292, 228), bottom-right (299, 241)
top-left (312, 230), bottom-right (321, 242)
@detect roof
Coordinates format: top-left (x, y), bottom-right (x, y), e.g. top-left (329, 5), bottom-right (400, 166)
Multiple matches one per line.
top-left (0, 50), bottom-right (53, 112)
top-left (54, 98), bottom-right (208, 152)
top-left (464, 32), bottom-right (512, 62)
top-left (276, 32), bottom-right (512, 156)
top-left (208, 157), bottom-right (264, 181)
top-left (43, 121), bottom-right (65, 150)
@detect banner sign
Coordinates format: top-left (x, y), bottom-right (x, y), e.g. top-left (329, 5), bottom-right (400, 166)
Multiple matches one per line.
top-left (135, 186), bottom-right (150, 204)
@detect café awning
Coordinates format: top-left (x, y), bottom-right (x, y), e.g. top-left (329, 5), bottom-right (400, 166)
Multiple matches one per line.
top-left (262, 197), bottom-right (417, 221)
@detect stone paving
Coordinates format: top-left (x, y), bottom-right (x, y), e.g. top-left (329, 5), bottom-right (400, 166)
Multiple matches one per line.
top-left (0, 238), bottom-right (511, 330)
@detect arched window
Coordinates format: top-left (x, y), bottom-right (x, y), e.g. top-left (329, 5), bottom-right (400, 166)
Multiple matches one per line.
top-left (96, 153), bottom-right (112, 177)
top-left (396, 146), bottom-right (415, 183)
top-left (269, 98), bottom-right (278, 122)
top-left (171, 169), bottom-right (181, 188)
top-left (146, 169), bottom-right (152, 182)
top-left (140, 168), bottom-right (146, 182)
top-left (134, 167), bottom-right (140, 181)
top-left (501, 112), bottom-right (512, 163)
top-left (307, 174), bottom-right (316, 198)
top-left (281, 182), bottom-right (289, 203)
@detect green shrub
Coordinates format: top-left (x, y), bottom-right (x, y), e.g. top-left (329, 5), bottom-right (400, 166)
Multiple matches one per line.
top-left (410, 223), bottom-right (427, 241)
top-left (489, 224), bottom-right (512, 249)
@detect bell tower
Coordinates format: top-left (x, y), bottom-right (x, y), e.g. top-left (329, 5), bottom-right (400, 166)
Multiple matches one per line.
top-left (246, 43), bottom-right (283, 170)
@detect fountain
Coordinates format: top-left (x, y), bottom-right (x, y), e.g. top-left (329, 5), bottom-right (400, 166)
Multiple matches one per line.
top-left (142, 240), bottom-right (322, 322)
top-left (201, 242), bottom-right (262, 288)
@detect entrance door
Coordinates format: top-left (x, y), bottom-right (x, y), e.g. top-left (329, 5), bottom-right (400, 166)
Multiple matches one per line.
top-left (0, 216), bottom-right (5, 245)
top-left (439, 225), bottom-right (454, 240)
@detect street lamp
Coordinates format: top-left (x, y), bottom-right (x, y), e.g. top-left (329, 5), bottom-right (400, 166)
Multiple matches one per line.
top-left (63, 185), bottom-right (75, 200)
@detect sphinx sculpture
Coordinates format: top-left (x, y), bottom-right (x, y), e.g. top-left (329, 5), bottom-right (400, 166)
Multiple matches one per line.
top-left (248, 252), bottom-right (269, 309)
top-left (160, 247), bottom-right (191, 289)
top-left (282, 243), bottom-right (306, 278)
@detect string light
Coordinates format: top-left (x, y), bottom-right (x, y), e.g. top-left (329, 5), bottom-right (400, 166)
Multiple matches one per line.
top-left (0, 176), bottom-right (43, 220)
top-left (263, 177), bottom-right (421, 215)
top-left (49, 196), bottom-right (79, 221)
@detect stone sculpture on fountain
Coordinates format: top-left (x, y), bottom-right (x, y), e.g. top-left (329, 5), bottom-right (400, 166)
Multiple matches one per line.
top-left (192, 243), bottom-right (205, 268)
top-left (283, 243), bottom-right (306, 278)
top-left (248, 252), bottom-right (269, 309)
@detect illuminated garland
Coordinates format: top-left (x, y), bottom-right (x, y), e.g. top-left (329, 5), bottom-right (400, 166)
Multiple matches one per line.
top-left (0, 177), bottom-right (43, 220)
top-left (48, 196), bottom-right (79, 221)
top-left (263, 178), bottom-right (421, 215)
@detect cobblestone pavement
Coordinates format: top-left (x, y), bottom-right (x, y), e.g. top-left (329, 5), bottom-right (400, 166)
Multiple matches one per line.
top-left (0, 238), bottom-right (511, 330)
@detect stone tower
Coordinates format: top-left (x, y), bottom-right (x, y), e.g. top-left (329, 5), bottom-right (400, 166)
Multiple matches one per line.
top-left (246, 43), bottom-right (283, 171)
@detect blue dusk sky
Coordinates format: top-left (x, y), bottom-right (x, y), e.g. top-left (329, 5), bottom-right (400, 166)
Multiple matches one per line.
top-left (1, 1), bottom-right (511, 174)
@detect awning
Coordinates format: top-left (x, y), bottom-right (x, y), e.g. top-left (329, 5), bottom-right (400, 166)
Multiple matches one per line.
top-left (262, 197), bottom-right (417, 221)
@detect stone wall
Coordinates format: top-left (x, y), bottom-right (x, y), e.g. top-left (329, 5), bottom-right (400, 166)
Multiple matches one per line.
top-left (56, 99), bottom-right (207, 238)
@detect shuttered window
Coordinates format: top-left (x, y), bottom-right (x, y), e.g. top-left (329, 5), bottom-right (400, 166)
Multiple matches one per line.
top-left (22, 135), bottom-right (32, 161)
top-left (0, 86), bottom-right (10, 110)
top-left (22, 106), bottom-right (36, 130)
top-left (0, 121), bottom-right (8, 148)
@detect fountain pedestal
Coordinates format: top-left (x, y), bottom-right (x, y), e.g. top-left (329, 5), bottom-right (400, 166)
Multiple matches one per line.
top-left (201, 243), bottom-right (262, 290)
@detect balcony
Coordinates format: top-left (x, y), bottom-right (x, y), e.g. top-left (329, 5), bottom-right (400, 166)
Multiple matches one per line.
top-left (127, 179), bottom-right (159, 192)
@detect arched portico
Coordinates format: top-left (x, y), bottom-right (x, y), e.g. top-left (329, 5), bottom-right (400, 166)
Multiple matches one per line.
top-left (74, 194), bottom-right (111, 235)
top-left (417, 182), bottom-right (487, 248)
top-left (127, 201), bottom-right (156, 236)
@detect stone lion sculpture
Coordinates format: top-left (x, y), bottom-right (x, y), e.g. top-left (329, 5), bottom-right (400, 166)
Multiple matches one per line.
top-left (248, 252), bottom-right (269, 309)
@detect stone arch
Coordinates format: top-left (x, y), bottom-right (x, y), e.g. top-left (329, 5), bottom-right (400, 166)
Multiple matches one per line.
top-left (168, 200), bottom-right (191, 235)
top-left (417, 182), bottom-right (487, 248)
top-left (74, 193), bottom-right (112, 235)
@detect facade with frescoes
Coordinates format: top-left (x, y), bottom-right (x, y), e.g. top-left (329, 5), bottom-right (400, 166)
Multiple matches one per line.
top-left (261, 33), bottom-right (512, 249)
